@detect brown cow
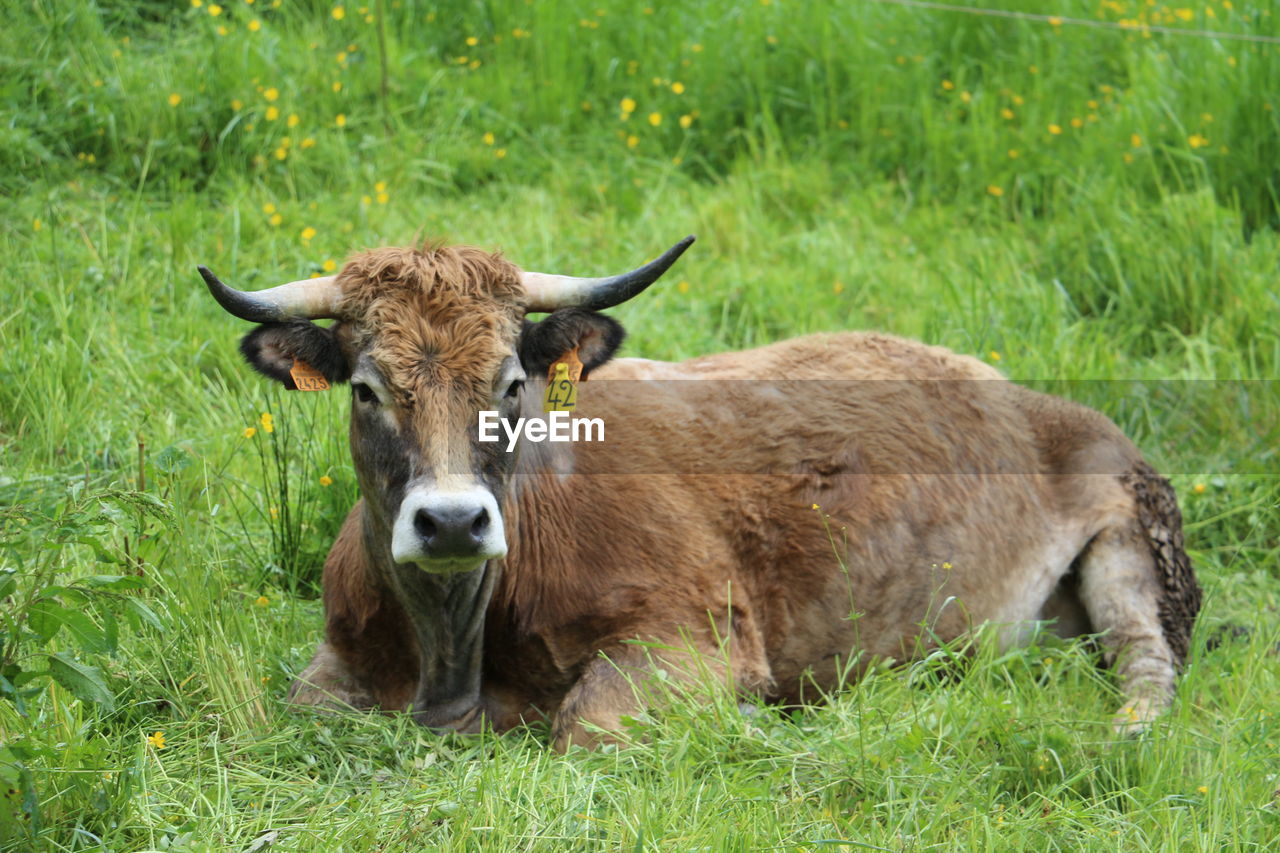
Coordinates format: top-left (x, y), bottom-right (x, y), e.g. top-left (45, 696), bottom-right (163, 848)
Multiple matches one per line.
top-left (199, 237), bottom-right (1200, 750)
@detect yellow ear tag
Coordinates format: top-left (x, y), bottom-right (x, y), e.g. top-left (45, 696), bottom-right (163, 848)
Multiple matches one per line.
top-left (543, 347), bottom-right (583, 412)
top-left (289, 358), bottom-right (330, 391)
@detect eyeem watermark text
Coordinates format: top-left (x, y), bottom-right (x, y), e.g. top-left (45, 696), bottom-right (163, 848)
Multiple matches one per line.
top-left (478, 411), bottom-right (605, 452)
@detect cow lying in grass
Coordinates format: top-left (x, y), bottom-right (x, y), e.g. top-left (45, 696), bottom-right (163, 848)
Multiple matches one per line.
top-left (200, 236), bottom-right (1199, 750)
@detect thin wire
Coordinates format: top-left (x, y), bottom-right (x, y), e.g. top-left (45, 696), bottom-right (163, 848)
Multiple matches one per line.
top-left (862, 0), bottom-right (1280, 46)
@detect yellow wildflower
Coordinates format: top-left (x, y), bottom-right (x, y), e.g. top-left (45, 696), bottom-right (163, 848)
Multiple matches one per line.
top-left (231, 98), bottom-right (244, 110)
top-left (377, 191), bottom-right (390, 202)
top-left (679, 114), bottom-right (693, 129)
top-left (301, 137), bottom-right (316, 148)
top-left (1192, 483), bottom-right (1206, 494)
top-left (620, 97), bottom-right (636, 114)
top-left (1001, 108), bottom-right (1014, 119)
top-left (1188, 133), bottom-right (1209, 149)
top-left (269, 213), bottom-right (283, 226)
top-left (264, 87), bottom-right (279, 102)
top-left (483, 132), bottom-right (495, 145)
top-left (626, 134), bottom-right (638, 148)
top-left (146, 731), bottom-right (166, 749)
top-left (494, 149), bottom-right (506, 159)
top-left (1131, 133), bottom-right (1143, 147)
top-left (1070, 117), bottom-right (1083, 128)
top-left (254, 595), bottom-right (270, 607)
top-left (648, 112), bottom-right (662, 126)
top-left (168, 93), bottom-right (181, 107)
top-left (987, 185), bottom-right (1004, 197)
top-left (208, 3), bottom-right (222, 15)
top-left (1049, 123), bottom-right (1063, 135)
top-left (332, 81), bottom-right (342, 93)
top-left (300, 226), bottom-right (316, 243)
top-left (248, 19), bottom-right (261, 31)
top-left (466, 36), bottom-right (478, 46)
top-left (677, 280), bottom-right (690, 294)
top-left (260, 411), bottom-right (275, 432)
top-left (242, 427), bottom-right (257, 438)
top-left (989, 351), bottom-right (1001, 361)
top-left (269, 506), bottom-right (279, 520)
top-left (941, 561), bottom-right (953, 569)
top-left (287, 113), bottom-right (299, 128)
top-left (33, 218), bottom-right (42, 232)
top-left (274, 147), bottom-right (287, 161)
top-left (332, 5), bottom-right (345, 19)
top-left (323, 259), bottom-right (337, 272)
top-left (941, 79), bottom-right (954, 90)
top-left (335, 113), bottom-right (347, 127)
top-left (320, 475), bottom-right (334, 487)
top-left (266, 106), bottom-right (279, 121)
top-left (1174, 8), bottom-right (1193, 21)
top-left (672, 81), bottom-right (684, 94)
top-left (1197, 785), bottom-right (1208, 794)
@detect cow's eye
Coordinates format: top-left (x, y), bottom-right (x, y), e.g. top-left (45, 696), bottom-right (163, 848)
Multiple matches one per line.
top-left (352, 383), bottom-right (378, 405)
top-left (504, 379), bottom-right (524, 400)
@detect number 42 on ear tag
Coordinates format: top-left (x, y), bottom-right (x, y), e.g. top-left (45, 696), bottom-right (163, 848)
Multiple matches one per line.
top-left (289, 358), bottom-right (330, 392)
top-left (543, 348), bottom-right (583, 412)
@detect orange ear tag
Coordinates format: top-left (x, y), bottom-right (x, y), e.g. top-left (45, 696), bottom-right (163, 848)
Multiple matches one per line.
top-left (543, 347), bottom-right (583, 413)
top-left (289, 358), bottom-right (330, 392)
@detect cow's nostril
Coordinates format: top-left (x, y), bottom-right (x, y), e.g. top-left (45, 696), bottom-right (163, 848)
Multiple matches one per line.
top-left (471, 508), bottom-right (489, 538)
top-left (414, 508), bottom-right (438, 541)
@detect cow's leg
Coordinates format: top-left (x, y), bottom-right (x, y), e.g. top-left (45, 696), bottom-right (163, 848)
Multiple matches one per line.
top-left (1075, 522), bottom-right (1177, 733)
top-left (288, 641), bottom-right (377, 711)
top-left (551, 629), bottom-right (772, 752)
top-left (287, 502), bottom-right (419, 713)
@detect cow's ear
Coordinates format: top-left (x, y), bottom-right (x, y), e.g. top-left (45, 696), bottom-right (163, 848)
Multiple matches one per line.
top-left (239, 321), bottom-right (350, 389)
top-left (519, 309), bottom-right (625, 379)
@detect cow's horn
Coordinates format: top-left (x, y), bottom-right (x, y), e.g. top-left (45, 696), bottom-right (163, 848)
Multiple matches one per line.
top-left (520, 235), bottom-right (695, 312)
top-left (198, 266), bottom-right (343, 322)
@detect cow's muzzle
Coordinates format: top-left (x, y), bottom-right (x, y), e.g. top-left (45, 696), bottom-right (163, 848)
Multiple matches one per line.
top-left (391, 486), bottom-right (507, 569)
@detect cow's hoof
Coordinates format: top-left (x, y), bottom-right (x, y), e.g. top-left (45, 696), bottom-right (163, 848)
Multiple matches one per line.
top-left (1111, 696), bottom-right (1162, 737)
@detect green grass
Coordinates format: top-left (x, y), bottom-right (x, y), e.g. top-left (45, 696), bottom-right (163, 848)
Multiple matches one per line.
top-left (2, 0), bottom-right (1279, 849)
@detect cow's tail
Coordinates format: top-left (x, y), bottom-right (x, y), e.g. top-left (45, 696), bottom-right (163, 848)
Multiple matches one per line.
top-left (1121, 461), bottom-right (1202, 667)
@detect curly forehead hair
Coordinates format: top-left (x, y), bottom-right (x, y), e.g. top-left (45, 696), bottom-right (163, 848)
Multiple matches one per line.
top-left (335, 243), bottom-right (527, 318)
top-left (333, 244), bottom-right (529, 395)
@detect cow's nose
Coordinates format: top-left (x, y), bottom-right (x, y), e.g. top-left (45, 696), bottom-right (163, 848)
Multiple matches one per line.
top-left (391, 486), bottom-right (507, 568)
top-left (414, 503), bottom-right (490, 558)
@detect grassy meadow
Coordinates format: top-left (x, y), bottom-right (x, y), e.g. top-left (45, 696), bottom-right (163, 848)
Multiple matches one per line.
top-left (2, 0), bottom-right (1279, 849)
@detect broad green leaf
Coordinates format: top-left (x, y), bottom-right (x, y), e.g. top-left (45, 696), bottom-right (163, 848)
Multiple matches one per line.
top-left (124, 598), bottom-right (165, 632)
top-left (62, 609), bottom-right (109, 654)
top-left (26, 599), bottom-right (68, 640)
top-left (154, 444), bottom-right (192, 474)
top-left (26, 600), bottom-right (107, 653)
top-left (78, 575), bottom-right (147, 591)
top-left (46, 652), bottom-right (114, 709)
top-left (0, 568), bottom-right (15, 600)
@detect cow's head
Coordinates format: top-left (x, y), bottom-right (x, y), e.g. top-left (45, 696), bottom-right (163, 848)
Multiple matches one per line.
top-left (200, 238), bottom-right (693, 574)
